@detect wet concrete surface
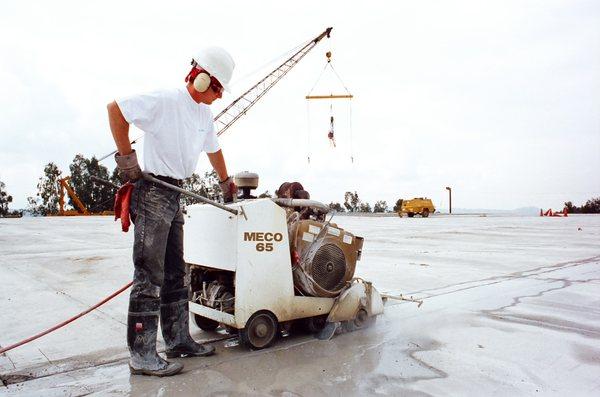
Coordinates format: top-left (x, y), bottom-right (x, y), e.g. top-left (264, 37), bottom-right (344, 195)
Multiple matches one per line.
top-left (1, 214), bottom-right (599, 396)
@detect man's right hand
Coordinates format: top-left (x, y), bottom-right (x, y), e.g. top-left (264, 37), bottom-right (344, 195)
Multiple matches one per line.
top-left (115, 150), bottom-right (143, 183)
top-left (219, 176), bottom-right (237, 203)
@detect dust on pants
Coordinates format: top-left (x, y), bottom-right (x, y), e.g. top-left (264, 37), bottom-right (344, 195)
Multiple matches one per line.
top-left (129, 179), bottom-right (186, 305)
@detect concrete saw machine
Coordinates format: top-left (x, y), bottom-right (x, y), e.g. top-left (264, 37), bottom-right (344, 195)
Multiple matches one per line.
top-left (184, 172), bottom-right (384, 349)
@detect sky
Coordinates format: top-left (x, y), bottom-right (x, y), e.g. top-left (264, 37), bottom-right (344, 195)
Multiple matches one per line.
top-left (1, 0), bottom-right (599, 211)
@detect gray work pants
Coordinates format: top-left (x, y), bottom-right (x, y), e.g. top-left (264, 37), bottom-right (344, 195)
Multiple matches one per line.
top-left (128, 179), bottom-right (187, 318)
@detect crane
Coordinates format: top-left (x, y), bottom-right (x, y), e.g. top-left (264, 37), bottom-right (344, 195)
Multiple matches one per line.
top-left (215, 27), bottom-right (332, 136)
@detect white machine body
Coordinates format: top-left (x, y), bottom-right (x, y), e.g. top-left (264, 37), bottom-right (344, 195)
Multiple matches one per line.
top-left (185, 199), bottom-right (336, 329)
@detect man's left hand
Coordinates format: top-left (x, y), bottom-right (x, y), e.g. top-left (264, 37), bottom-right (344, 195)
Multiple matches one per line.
top-left (219, 176), bottom-right (237, 203)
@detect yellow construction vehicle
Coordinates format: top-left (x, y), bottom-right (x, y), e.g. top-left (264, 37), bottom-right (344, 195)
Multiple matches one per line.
top-left (398, 198), bottom-right (435, 218)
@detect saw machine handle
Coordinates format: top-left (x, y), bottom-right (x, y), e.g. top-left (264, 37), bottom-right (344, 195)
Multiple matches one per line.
top-left (90, 175), bottom-right (120, 190)
top-left (271, 198), bottom-right (330, 214)
top-left (142, 173), bottom-right (241, 217)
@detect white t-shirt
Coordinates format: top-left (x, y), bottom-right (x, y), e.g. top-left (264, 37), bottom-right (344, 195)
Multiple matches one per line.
top-left (116, 87), bottom-right (220, 179)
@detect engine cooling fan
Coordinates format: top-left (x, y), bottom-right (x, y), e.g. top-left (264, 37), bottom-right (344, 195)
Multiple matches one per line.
top-left (292, 220), bottom-right (363, 297)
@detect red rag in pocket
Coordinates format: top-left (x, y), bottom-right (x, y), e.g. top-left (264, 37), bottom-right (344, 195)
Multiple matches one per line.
top-left (114, 182), bottom-right (135, 232)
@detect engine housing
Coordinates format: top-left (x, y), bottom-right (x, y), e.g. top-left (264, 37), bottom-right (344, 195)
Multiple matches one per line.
top-left (291, 219), bottom-right (363, 297)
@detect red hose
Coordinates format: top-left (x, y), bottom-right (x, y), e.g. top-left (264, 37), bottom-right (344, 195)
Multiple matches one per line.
top-left (0, 281), bottom-right (133, 355)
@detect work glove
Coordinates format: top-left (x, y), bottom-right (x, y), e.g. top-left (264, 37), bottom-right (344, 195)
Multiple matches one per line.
top-left (115, 150), bottom-right (143, 183)
top-left (219, 176), bottom-right (237, 203)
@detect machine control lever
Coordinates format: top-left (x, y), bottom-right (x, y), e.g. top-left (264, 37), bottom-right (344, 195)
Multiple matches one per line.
top-left (272, 198), bottom-right (330, 213)
top-left (142, 173), bottom-right (240, 216)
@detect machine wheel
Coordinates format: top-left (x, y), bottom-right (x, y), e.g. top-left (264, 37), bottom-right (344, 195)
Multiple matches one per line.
top-left (304, 315), bottom-right (327, 333)
top-left (223, 325), bottom-right (238, 335)
top-left (342, 308), bottom-right (373, 332)
top-left (240, 311), bottom-right (279, 349)
top-left (407, 212), bottom-right (415, 218)
top-left (193, 314), bottom-right (219, 332)
top-left (290, 315), bottom-right (328, 334)
top-left (353, 308), bottom-right (369, 328)
top-left (422, 208), bottom-right (430, 218)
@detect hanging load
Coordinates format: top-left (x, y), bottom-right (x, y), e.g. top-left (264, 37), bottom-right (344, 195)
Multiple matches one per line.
top-left (305, 51), bottom-right (354, 162)
top-left (328, 114), bottom-right (336, 147)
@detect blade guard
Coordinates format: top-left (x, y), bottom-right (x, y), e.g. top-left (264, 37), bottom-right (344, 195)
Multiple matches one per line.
top-left (326, 279), bottom-right (384, 323)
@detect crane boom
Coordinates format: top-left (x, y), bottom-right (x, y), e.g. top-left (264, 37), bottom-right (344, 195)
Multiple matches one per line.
top-left (215, 27), bottom-right (333, 136)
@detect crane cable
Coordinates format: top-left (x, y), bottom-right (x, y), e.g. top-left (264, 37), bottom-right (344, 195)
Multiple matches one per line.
top-left (305, 60), bottom-right (352, 98)
top-left (306, 99), bottom-right (311, 163)
top-left (327, 62), bottom-right (353, 96)
top-left (328, 60), bottom-right (355, 163)
top-left (229, 40), bottom-right (307, 89)
top-left (305, 62), bottom-right (331, 98)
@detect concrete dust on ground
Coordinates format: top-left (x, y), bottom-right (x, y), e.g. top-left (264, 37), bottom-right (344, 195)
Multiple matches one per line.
top-left (1, 214), bottom-right (599, 395)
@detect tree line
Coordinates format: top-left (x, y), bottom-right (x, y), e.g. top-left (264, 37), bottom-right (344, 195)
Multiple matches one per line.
top-left (22, 156), bottom-right (122, 216)
top-left (18, 155), bottom-right (230, 216)
top-left (4, 159), bottom-right (598, 216)
top-left (2, 168), bottom-right (403, 216)
top-left (327, 193), bottom-right (404, 214)
top-left (564, 198), bottom-right (600, 214)
top-left (0, 180), bottom-right (19, 217)
top-left (0, 154), bottom-right (266, 216)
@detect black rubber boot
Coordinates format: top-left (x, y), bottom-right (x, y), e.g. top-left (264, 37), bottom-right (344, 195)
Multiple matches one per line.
top-left (161, 289), bottom-right (216, 359)
top-left (128, 299), bottom-right (183, 376)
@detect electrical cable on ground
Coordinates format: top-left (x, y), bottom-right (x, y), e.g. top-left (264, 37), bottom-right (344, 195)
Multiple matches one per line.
top-left (0, 282), bottom-right (133, 355)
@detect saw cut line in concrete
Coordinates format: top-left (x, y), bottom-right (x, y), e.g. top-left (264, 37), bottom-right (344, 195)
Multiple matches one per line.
top-left (387, 255), bottom-right (600, 301)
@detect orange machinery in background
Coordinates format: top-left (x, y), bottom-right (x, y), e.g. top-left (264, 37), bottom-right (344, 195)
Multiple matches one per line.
top-left (57, 177), bottom-right (113, 216)
top-left (540, 208), bottom-right (568, 217)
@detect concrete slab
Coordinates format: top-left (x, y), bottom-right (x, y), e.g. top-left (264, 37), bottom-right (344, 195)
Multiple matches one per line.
top-left (1, 214), bottom-right (599, 395)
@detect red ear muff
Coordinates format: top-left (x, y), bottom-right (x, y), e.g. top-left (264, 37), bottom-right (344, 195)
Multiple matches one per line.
top-left (185, 67), bottom-right (211, 93)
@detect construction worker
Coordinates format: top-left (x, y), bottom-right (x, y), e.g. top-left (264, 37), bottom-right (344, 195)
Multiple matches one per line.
top-left (107, 47), bottom-right (237, 377)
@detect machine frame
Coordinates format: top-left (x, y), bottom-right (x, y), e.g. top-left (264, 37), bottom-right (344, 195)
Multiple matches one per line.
top-left (185, 199), bottom-right (338, 348)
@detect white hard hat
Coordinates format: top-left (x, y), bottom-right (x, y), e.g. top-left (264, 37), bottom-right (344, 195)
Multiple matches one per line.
top-left (192, 46), bottom-right (235, 92)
